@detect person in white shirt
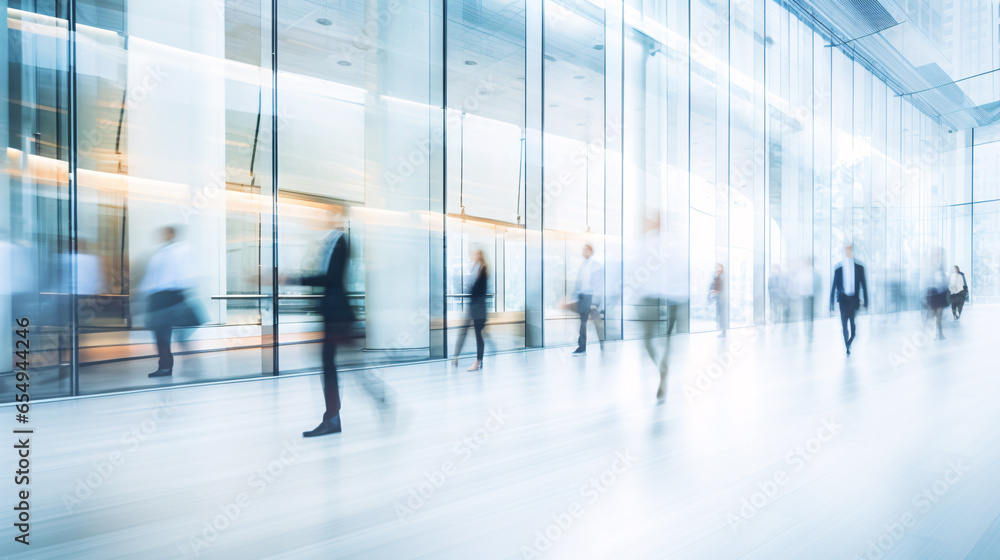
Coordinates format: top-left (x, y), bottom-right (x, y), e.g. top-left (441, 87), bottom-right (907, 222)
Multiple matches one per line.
top-left (138, 226), bottom-right (202, 377)
top-left (793, 258), bottom-right (817, 343)
top-left (572, 243), bottom-right (605, 355)
top-left (829, 245), bottom-right (867, 355)
top-left (633, 212), bottom-right (689, 400)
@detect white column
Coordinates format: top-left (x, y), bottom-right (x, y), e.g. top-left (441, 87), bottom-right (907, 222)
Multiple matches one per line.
top-left (126, 0), bottom-right (226, 327)
top-left (362, 0), bottom-right (432, 351)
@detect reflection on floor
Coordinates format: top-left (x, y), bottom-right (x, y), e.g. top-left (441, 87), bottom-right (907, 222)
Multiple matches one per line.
top-left (8, 307), bottom-right (1000, 559)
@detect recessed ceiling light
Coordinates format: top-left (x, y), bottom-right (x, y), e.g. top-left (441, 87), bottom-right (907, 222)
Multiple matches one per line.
top-left (549, 104), bottom-right (559, 108)
top-left (593, 45), bottom-right (604, 50)
top-left (337, 60), bottom-right (351, 66)
top-left (576, 122), bottom-right (586, 127)
top-left (543, 54), bottom-right (557, 62)
top-left (574, 75), bottom-right (585, 80)
top-left (584, 96), bottom-right (594, 101)
top-left (465, 60), bottom-right (478, 65)
top-left (316, 18), bottom-right (332, 26)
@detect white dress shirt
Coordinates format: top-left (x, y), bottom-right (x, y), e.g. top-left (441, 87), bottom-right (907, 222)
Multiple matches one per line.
top-left (138, 241), bottom-right (198, 294)
top-left (842, 258), bottom-right (855, 296)
top-left (576, 257), bottom-right (595, 296)
top-left (949, 272), bottom-right (964, 295)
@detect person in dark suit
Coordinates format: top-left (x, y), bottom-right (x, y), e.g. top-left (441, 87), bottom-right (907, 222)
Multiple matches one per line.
top-left (949, 265), bottom-right (968, 320)
top-left (453, 247), bottom-right (489, 371)
top-left (829, 245), bottom-right (868, 355)
top-left (293, 228), bottom-right (385, 438)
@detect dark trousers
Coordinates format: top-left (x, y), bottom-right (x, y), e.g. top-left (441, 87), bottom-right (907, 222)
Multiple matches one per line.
top-left (839, 303), bottom-right (858, 349)
top-left (576, 294), bottom-right (593, 350)
top-left (951, 291), bottom-right (966, 318)
top-left (154, 325), bottom-right (174, 371)
top-left (454, 318), bottom-right (486, 361)
top-left (149, 290), bottom-right (185, 372)
top-left (320, 325), bottom-right (341, 421)
top-left (319, 322), bottom-right (385, 422)
top-left (642, 298), bottom-right (682, 374)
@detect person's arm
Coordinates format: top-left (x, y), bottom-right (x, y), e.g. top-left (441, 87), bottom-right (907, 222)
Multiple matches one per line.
top-left (859, 265), bottom-right (869, 308)
top-left (830, 269), bottom-right (838, 312)
top-left (300, 236), bottom-right (347, 288)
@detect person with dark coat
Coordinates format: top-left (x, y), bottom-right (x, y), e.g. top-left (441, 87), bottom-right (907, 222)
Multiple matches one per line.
top-left (453, 247), bottom-right (489, 371)
top-left (949, 265), bottom-right (968, 320)
top-left (295, 229), bottom-right (385, 438)
top-left (830, 245), bottom-right (868, 355)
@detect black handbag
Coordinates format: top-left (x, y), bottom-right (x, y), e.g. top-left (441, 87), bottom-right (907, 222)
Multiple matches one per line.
top-left (927, 290), bottom-right (948, 310)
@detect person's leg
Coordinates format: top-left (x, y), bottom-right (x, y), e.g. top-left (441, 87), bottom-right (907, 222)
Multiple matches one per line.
top-left (453, 318), bottom-right (469, 359)
top-left (838, 305), bottom-right (850, 350)
top-left (154, 325), bottom-right (174, 372)
top-left (641, 298), bottom-right (659, 364)
top-left (957, 293), bottom-right (965, 318)
top-left (593, 307), bottom-right (606, 346)
top-left (935, 308), bottom-right (944, 339)
top-left (357, 368), bottom-right (387, 406)
top-left (657, 303), bottom-right (678, 398)
top-left (474, 319), bottom-right (486, 363)
top-left (321, 329), bottom-right (341, 422)
top-left (304, 326), bottom-right (343, 437)
top-left (576, 294), bottom-right (591, 351)
top-left (847, 308), bottom-right (857, 347)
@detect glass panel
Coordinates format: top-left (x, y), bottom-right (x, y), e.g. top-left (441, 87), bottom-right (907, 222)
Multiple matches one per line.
top-left (74, 0), bottom-right (275, 394)
top-left (275, 0), bottom-right (435, 371)
top-left (2, 2), bottom-right (72, 400)
top-left (543, 0), bottom-right (606, 347)
top-left (444, 0), bottom-right (527, 356)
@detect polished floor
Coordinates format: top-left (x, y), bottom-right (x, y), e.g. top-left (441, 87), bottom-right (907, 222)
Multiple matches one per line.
top-left (4, 307), bottom-right (1000, 559)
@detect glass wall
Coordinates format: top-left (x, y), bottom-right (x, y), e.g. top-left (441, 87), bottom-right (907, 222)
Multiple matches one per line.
top-left (2, 0), bottom-right (995, 401)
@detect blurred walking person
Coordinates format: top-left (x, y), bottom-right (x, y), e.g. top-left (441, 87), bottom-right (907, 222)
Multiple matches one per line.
top-left (949, 265), bottom-right (968, 320)
top-left (453, 246), bottom-right (489, 371)
top-left (572, 243), bottom-right (605, 355)
top-left (138, 226), bottom-right (204, 378)
top-left (794, 259), bottom-right (816, 343)
top-left (635, 213), bottom-right (688, 400)
top-left (829, 245), bottom-right (867, 355)
top-left (293, 227), bottom-right (387, 437)
top-left (923, 249), bottom-right (949, 341)
top-left (709, 264), bottom-right (727, 338)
